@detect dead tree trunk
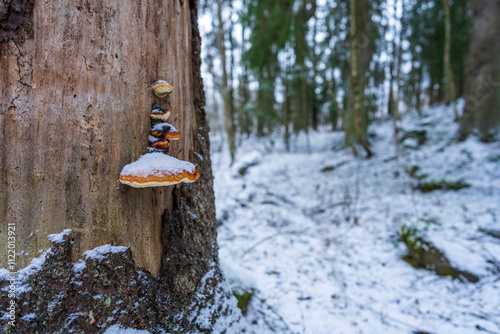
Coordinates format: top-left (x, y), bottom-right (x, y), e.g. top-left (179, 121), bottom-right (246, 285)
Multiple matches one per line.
top-left (1, 0), bottom-right (239, 332)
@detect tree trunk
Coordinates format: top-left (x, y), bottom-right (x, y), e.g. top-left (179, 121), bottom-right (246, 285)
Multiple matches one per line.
top-left (1, 0), bottom-right (239, 332)
top-left (350, 0), bottom-right (372, 158)
top-left (237, 15), bottom-right (248, 145)
top-left (459, 0), bottom-right (500, 141)
top-left (443, 0), bottom-right (458, 120)
top-left (216, 0), bottom-right (236, 163)
top-left (332, 83), bottom-right (358, 156)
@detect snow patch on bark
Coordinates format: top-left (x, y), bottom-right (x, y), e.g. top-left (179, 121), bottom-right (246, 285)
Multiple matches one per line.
top-left (104, 324), bottom-right (153, 334)
top-left (83, 245), bottom-right (129, 260)
top-left (188, 266), bottom-right (249, 333)
top-left (48, 228), bottom-right (72, 243)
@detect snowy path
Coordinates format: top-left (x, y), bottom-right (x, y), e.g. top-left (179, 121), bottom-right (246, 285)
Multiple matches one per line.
top-left (212, 104), bottom-right (500, 334)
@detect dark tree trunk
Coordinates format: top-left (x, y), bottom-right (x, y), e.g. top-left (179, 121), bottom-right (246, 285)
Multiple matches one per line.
top-left (459, 0), bottom-right (500, 141)
top-left (0, 0), bottom-right (239, 332)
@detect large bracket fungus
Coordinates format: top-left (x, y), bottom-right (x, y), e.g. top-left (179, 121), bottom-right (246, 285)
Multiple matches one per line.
top-left (119, 80), bottom-right (200, 188)
top-left (152, 80), bottom-right (174, 98)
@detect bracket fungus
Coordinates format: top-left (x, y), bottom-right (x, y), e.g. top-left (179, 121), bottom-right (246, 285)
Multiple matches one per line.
top-left (119, 153), bottom-right (200, 187)
top-left (151, 102), bottom-right (171, 121)
top-left (152, 80), bottom-right (174, 98)
top-left (119, 80), bottom-right (200, 188)
top-left (150, 122), bottom-right (180, 140)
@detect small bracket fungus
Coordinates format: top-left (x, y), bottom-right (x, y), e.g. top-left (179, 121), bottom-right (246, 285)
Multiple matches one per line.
top-left (150, 122), bottom-right (180, 140)
top-left (119, 80), bottom-right (200, 188)
top-left (151, 102), bottom-right (171, 121)
top-left (152, 80), bottom-right (174, 98)
top-left (151, 138), bottom-right (171, 150)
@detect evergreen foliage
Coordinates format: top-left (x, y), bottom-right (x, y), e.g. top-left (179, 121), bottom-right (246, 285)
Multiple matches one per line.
top-left (200, 0), bottom-right (497, 152)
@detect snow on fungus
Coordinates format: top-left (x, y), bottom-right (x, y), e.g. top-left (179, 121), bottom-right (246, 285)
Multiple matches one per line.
top-left (148, 135), bottom-right (161, 143)
top-left (152, 80), bottom-right (174, 98)
top-left (150, 122), bottom-right (180, 140)
top-left (151, 102), bottom-right (171, 121)
top-left (146, 147), bottom-right (169, 154)
top-left (119, 153), bottom-right (200, 188)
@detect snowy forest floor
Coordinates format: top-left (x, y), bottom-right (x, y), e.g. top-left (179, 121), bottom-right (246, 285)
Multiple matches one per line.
top-left (211, 102), bottom-right (500, 334)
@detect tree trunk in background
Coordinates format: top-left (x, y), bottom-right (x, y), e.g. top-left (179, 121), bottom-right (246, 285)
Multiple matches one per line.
top-left (1, 0), bottom-right (239, 332)
top-left (238, 13), bottom-right (249, 144)
top-left (284, 66), bottom-right (292, 152)
top-left (395, 0), bottom-right (405, 120)
top-left (415, 64), bottom-right (423, 115)
top-left (216, 0), bottom-right (236, 163)
top-left (388, 39), bottom-right (396, 118)
top-left (459, 0), bottom-right (500, 141)
top-left (332, 82), bottom-right (358, 156)
top-left (350, 0), bottom-right (372, 158)
top-left (443, 0), bottom-right (458, 120)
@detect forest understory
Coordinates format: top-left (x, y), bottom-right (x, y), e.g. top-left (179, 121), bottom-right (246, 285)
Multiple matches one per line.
top-left (212, 100), bottom-right (500, 334)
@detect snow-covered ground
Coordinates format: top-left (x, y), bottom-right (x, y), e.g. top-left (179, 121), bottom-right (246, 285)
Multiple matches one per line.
top-left (211, 102), bottom-right (500, 334)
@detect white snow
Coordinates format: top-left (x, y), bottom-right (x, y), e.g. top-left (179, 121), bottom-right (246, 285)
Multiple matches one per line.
top-left (153, 79), bottom-right (171, 86)
top-left (120, 153), bottom-right (196, 178)
top-left (148, 135), bottom-right (161, 143)
top-left (151, 122), bottom-right (178, 132)
top-left (151, 106), bottom-right (168, 115)
top-left (212, 100), bottom-right (500, 334)
top-left (47, 228), bottom-right (71, 243)
top-left (72, 259), bottom-right (86, 272)
top-left (103, 325), bottom-right (152, 334)
top-left (21, 313), bottom-right (36, 321)
top-left (188, 266), bottom-right (247, 333)
top-left (0, 269), bottom-right (10, 280)
top-left (16, 249), bottom-right (51, 285)
top-left (83, 245), bottom-right (129, 261)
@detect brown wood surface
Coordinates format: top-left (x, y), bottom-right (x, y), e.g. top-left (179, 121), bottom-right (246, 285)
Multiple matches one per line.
top-left (0, 0), bottom-right (202, 274)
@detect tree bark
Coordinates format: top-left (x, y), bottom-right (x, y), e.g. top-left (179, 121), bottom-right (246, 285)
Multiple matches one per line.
top-left (0, 1), bottom-right (237, 332)
top-left (459, 0), bottom-right (500, 141)
top-left (350, 0), bottom-right (372, 158)
top-left (216, 0), bottom-right (236, 163)
top-left (443, 0), bottom-right (458, 120)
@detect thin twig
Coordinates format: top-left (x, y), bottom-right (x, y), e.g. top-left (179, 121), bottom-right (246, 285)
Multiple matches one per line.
top-left (241, 230), bottom-right (311, 258)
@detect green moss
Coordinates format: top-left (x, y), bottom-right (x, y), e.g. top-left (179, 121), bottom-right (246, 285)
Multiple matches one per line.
top-left (233, 289), bottom-right (254, 315)
top-left (105, 296), bottom-right (111, 307)
top-left (402, 129), bottom-right (427, 146)
top-left (487, 153), bottom-right (500, 162)
top-left (400, 224), bottom-right (479, 283)
top-left (423, 218), bottom-right (441, 227)
top-left (406, 165), bottom-right (420, 178)
top-left (417, 179), bottom-right (470, 193)
top-left (321, 161), bottom-right (348, 173)
top-left (321, 166), bottom-right (336, 172)
top-left (479, 227), bottom-right (500, 239)
top-left (406, 165), bottom-right (428, 180)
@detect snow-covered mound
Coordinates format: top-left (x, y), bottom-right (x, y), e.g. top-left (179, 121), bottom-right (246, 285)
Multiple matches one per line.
top-left (211, 100), bottom-right (500, 334)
